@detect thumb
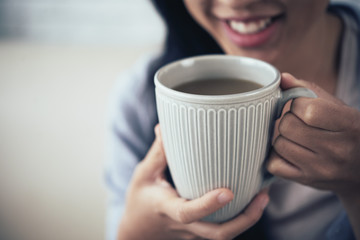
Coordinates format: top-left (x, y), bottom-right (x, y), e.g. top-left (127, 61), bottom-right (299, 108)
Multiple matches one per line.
top-left (280, 73), bottom-right (340, 102)
top-left (138, 124), bottom-right (167, 180)
top-left (161, 188), bottom-right (234, 224)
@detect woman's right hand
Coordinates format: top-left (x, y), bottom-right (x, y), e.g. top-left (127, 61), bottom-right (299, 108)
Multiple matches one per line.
top-left (117, 125), bottom-right (269, 240)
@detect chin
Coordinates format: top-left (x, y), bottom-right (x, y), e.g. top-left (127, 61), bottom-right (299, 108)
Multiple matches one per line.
top-left (220, 36), bottom-right (284, 66)
top-left (227, 48), bottom-right (280, 65)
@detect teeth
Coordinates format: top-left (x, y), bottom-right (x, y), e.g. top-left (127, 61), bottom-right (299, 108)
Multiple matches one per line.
top-left (229, 18), bottom-right (272, 34)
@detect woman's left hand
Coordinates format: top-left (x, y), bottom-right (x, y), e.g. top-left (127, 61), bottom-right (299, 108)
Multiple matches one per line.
top-left (267, 73), bottom-right (360, 198)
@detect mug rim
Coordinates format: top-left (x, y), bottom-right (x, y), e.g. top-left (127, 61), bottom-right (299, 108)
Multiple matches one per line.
top-left (154, 54), bottom-right (281, 105)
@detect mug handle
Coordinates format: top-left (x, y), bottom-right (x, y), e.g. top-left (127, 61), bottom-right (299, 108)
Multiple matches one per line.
top-left (261, 87), bottom-right (317, 189)
top-left (275, 87), bottom-right (317, 119)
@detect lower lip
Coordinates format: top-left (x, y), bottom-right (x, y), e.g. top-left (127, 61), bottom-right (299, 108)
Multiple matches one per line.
top-left (223, 18), bottom-right (282, 48)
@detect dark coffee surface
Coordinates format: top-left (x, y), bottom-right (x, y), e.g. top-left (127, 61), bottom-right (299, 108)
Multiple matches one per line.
top-left (173, 78), bottom-right (263, 95)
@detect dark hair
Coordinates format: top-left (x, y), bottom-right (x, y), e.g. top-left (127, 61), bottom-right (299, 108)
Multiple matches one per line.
top-left (147, 0), bottom-right (224, 188)
top-left (148, 0), bottom-right (224, 85)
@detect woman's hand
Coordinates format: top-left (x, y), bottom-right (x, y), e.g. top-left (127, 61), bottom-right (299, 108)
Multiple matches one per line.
top-left (118, 125), bottom-right (269, 240)
top-left (267, 73), bottom-right (360, 238)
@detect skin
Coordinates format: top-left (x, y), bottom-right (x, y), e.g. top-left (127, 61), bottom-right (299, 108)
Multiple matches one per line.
top-left (118, 0), bottom-right (360, 239)
top-left (118, 125), bottom-right (269, 240)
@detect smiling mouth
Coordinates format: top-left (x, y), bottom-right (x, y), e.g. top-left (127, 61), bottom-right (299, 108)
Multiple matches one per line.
top-left (227, 14), bottom-right (284, 34)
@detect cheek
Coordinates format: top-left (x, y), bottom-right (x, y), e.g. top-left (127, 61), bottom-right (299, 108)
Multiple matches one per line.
top-left (285, 0), bottom-right (327, 33)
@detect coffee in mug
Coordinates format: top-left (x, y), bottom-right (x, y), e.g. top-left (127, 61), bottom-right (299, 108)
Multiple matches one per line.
top-left (173, 78), bottom-right (263, 95)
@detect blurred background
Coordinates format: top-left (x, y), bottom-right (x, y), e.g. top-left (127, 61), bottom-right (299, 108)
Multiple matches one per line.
top-left (0, 0), bottom-right (164, 239)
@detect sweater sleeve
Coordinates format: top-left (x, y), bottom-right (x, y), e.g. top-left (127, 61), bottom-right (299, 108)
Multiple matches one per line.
top-left (104, 54), bottom-right (158, 240)
top-left (326, 210), bottom-right (356, 240)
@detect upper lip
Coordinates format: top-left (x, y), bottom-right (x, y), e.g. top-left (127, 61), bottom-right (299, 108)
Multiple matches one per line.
top-left (218, 11), bottom-right (284, 23)
top-left (226, 14), bottom-right (283, 22)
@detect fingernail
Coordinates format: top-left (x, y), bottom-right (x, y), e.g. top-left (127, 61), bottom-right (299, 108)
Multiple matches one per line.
top-left (217, 192), bottom-right (233, 204)
top-left (260, 196), bottom-right (270, 210)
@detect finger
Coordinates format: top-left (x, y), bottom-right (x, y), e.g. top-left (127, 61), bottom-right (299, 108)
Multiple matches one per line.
top-left (267, 150), bottom-right (303, 180)
top-left (291, 97), bottom-right (350, 132)
top-left (273, 135), bottom-right (317, 169)
top-left (136, 125), bottom-right (167, 181)
top-left (160, 188), bottom-right (234, 224)
top-left (281, 73), bottom-right (347, 131)
top-left (278, 112), bottom-right (335, 151)
top-left (185, 190), bottom-right (269, 240)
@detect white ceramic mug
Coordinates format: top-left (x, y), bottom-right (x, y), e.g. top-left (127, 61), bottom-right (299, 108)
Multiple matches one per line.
top-left (154, 55), bottom-right (316, 223)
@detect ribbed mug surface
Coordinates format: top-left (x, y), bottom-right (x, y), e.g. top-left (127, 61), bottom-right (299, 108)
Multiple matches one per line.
top-left (156, 88), bottom-right (280, 222)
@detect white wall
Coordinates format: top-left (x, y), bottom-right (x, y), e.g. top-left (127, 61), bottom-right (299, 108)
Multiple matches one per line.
top-left (0, 0), bottom-right (164, 46)
top-left (0, 1), bottom-right (164, 240)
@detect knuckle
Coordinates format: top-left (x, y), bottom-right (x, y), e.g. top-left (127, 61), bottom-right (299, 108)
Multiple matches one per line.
top-left (302, 102), bottom-right (318, 125)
